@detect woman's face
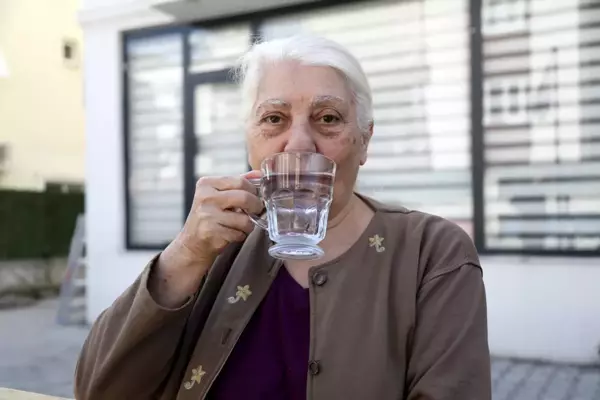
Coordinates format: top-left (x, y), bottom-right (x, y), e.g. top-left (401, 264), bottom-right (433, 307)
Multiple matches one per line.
top-left (246, 60), bottom-right (372, 218)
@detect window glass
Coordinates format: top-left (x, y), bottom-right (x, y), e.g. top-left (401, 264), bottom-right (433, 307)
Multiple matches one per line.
top-left (482, 0), bottom-right (600, 251)
top-left (126, 33), bottom-right (184, 247)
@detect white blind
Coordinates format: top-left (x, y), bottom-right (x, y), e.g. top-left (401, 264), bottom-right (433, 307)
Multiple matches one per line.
top-left (482, 0), bottom-right (600, 251)
top-left (194, 82), bottom-right (248, 177)
top-left (126, 34), bottom-right (184, 246)
top-left (261, 0), bottom-right (473, 234)
top-left (190, 25), bottom-right (251, 177)
top-left (189, 24), bottom-right (251, 73)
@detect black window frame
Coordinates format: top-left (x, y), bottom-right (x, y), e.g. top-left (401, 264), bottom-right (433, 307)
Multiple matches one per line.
top-left (121, 0), bottom-right (600, 257)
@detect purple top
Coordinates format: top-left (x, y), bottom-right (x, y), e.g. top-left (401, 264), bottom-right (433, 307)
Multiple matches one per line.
top-left (207, 266), bottom-right (310, 400)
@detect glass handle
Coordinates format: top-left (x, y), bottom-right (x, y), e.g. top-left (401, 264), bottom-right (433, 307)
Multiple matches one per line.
top-left (246, 177), bottom-right (268, 231)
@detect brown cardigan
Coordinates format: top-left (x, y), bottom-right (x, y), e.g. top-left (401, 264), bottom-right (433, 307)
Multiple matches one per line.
top-left (74, 196), bottom-right (491, 400)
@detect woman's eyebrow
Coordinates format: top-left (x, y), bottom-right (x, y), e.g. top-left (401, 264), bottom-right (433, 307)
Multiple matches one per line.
top-left (255, 99), bottom-right (290, 116)
top-left (310, 95), bottom-right (347, 108)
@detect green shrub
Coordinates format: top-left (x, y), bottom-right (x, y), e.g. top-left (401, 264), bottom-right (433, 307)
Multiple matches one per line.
top-left (0, 190), bottom-right (84, 260)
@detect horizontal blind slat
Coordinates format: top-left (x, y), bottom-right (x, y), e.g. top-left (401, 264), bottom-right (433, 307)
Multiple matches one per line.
top-left (482, 0), bottom-right (600, 251)
top-left (188, 24), bottom-right (250, 73)
top-left (126, 33), bottom-right (184, 246)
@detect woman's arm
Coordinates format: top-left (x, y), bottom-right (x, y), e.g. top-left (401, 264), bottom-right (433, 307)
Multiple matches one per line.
top-left (405, 262), bottom-right (491, 400)
top-left (74, 256), bottom-right (198, 400)
top-left (74, 173), bottom-right (263, 399)
top-left (403, 214), bottom-right (492, 400)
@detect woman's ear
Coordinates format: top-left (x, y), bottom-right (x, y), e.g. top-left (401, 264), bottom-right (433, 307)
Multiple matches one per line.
top-left (359, 122), bottom-right (374, 166)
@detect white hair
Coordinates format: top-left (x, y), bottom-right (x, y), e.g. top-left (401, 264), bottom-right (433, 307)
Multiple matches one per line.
top-left (234, 34), bottom-right (373, 134)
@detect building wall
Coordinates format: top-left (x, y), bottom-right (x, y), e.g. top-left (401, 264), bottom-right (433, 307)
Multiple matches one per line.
top-left (0, 0), bottom-right (85, 190)
top-left (81, 0), bottom-right (600, 365)
top-left (485, 257), bottom-right (600, 364)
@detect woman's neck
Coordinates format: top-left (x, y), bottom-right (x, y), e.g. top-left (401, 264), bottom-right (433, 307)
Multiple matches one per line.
top-left (322, 194), bottom-right (374, 249)
top-left (327, 193), bottom-right (359, 230)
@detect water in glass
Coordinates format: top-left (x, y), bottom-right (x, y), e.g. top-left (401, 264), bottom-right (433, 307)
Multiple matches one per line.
top-left (261, 171), bottom-right (334, 257)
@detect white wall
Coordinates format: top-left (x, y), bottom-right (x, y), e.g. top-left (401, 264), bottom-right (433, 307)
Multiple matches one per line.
top-left (483, 256), bottom-right (600, 364)
top-left (81, 0), bottom-right (600, 365)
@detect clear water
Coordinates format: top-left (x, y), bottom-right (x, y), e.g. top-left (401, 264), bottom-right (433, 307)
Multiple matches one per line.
top-left (261, 172), bottom-right (334, 246)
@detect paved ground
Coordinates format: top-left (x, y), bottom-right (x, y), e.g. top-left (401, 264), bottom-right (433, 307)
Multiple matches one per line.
top-left (0, 299), bottom-right (599, 399)
top-left (492, 359), bottom-right (600, 400)
top-left (0, 299), bottom-right (88, 398)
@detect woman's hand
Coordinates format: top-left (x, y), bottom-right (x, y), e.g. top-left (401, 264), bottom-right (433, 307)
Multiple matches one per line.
top-left (150, 171), bottom-right (263, 308)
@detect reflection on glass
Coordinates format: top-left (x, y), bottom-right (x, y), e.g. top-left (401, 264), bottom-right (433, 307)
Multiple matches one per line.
top-left (194, 83), bottom-right (247, 178)
top-left (127, 33), bottom-right (185, 246)
top-left (189, 24), bottom-right (251, 73)
top-left (482, 0), bottom-right (600, 251)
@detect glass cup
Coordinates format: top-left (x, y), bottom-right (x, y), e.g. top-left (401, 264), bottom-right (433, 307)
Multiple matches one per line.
top-left (247, 152), bottom-right (336, 261)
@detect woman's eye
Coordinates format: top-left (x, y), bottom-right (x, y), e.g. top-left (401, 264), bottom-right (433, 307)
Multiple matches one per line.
top-left (320, 114), bottom-right (340, 124)
top-left (265, 115), bottom-right (282, 124)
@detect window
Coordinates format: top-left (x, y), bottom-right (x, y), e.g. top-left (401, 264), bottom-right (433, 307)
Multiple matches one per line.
top-left (62, 38), bottom-right (79, 68)
top-left (124, 33), bottom-right (185, 247)
top-left (189, 24), bottom-right (251, 74)
top-left (122, 0), bottom-right (600, 255)
top-left (193, 82), bottom-right (246, 178)
top-left (188, 24), bottom-right (251, 181)
top-left (481, 0), bottom-right (600, 252)
top-left (63, 41), bottom-right (75, 60)
top-left (0, 143), bottom-right (8, 165)
top-left (124, 25), bottom-right (252, 248)
top-left (483, 0), bottom-right (528, 35)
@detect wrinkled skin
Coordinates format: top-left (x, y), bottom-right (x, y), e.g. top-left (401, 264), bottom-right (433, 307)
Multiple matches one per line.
top-left (246, 60), bottom-right (373, 220)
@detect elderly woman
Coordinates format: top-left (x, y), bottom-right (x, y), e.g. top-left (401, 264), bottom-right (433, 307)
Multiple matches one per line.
top-left (75, 35), bottom-right (491, 400)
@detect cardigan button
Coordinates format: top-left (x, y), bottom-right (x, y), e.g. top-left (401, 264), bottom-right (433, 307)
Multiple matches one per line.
top-left (312, 271), bottom-right (328, 286)
top-left (308, 360), bottom-right (321, 376)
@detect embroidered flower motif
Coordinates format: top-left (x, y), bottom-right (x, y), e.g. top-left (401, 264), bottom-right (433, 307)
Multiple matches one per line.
top-left (184, 365), bottom-right (206, 390)
top-left (227, 285), bottom-right (252, 304)
top-left (369, 234), bottom-right (386, 253)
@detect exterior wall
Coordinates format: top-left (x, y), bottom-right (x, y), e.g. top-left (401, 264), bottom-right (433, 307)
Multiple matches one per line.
top-left (0, 0), bottom-right (85, 190)
top-left (484, 257), bottom-right (600, 364)
top-left (81, 0), bottom-right (600, 364)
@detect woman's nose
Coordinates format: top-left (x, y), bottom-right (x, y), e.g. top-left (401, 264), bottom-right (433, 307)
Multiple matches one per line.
top-left (283, 122), bottom-right (317, 153)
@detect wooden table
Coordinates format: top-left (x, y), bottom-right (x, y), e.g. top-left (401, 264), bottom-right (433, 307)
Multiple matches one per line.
top-left (0, 388), bottom-right (72, 400)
